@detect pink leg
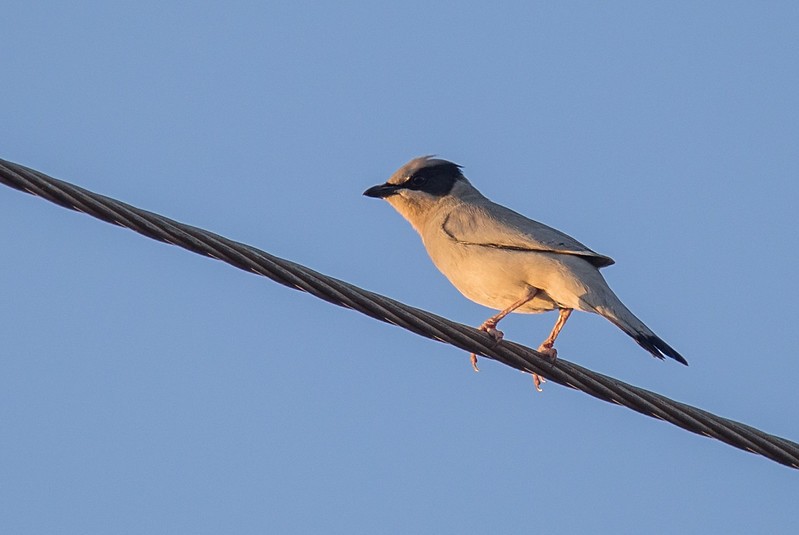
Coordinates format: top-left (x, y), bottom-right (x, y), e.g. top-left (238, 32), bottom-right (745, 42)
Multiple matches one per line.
top-left (537, 308), bottom-right (573, 356)
top-left (520, 308), bottom-right (572, 392)
top-left (530, 309), bottom-right (572, 391)
top-left (470, 288), bottom-right (539, 372)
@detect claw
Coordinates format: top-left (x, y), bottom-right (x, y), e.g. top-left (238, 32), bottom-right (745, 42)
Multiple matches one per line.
top-left (470, 352), bottom-right (480, 372)
top-left (531, 344), bottom-right (558, 392)
top-left (533, 373), bottom-right (546, 392)
top-left (468, 322), bottom-right (506, 372)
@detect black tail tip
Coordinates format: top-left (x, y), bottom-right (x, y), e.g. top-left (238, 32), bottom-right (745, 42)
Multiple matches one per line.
top-left (635, 334), bottom-right (688, 366)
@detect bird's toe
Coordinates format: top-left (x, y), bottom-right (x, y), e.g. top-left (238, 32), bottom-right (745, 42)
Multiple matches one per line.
top-left (470, 353), bottom-right (480, 372)
top-left (480, 325), bottom-right (504, 342)
top-left (532, 373), bottom-right (546, 392)
top-left (536, 344), bottom-right (558, 361)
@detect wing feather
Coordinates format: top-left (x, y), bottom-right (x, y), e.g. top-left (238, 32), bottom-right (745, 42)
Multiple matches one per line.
top-left (442, 202), bottom-right (615, 268)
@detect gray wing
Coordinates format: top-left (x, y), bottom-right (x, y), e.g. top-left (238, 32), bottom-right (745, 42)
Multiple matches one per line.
top-left (442, 202), bottom-right (615, 268)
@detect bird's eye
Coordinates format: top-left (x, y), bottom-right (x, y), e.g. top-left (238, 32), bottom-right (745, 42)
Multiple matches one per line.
top-left (410, 175), bottom-right (427, 186)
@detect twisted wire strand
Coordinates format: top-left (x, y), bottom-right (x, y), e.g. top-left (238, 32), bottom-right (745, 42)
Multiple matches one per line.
top-left (2, 157), bottom-right (797, 470)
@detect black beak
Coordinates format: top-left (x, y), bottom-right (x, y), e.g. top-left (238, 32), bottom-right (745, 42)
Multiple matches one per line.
top-left (363, 183), bottom-right (400, 198)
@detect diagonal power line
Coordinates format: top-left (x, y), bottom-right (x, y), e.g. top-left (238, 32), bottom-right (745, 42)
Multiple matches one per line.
top-left (1, 157), bottom-right (798, 470)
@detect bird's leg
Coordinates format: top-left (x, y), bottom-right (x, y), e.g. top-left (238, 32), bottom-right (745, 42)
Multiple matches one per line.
top-left (537, 308), bottom-right (573, 359)
top-left (470, 288), bottom-right (539, 372)
top-left (527, 308), bottom-right (572, 391)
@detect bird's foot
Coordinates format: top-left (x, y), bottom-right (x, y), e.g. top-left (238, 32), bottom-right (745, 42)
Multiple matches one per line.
top-left (479, 320), bottom-right (504, 342)
top-left (470, 352), bottom-right (480, 372)
top-left (469, 321), bottom-right (506, 372)
top-left (536, 342), bottom-right (558, 361)
top-left (530, 343), bottom-right (558, 392)
top-left (532, 373), bottom-right (546, 392)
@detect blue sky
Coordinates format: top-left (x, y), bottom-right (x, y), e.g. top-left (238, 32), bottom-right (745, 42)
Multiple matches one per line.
top-left (2, 2), bottom-right (798, 533)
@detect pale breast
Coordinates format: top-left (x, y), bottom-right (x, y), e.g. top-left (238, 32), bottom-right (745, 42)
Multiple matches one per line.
top-left (421, 226), bottom-right (563, 313)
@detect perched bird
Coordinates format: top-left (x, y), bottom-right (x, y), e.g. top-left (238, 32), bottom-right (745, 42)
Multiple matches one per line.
top-left (364, 156), bottom-right (686, 389)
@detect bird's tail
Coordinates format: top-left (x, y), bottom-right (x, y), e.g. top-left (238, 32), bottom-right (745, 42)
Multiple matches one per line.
top-left (588, 295), bottom-right (688, 365)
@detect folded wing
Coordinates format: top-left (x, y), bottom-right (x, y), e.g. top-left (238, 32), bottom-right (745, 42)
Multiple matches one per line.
top-left (442, 202), bottom-right (615, 268)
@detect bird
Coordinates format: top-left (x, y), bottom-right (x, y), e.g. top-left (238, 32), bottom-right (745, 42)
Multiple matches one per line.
top-left (363, 156), bottom-right (686, 389)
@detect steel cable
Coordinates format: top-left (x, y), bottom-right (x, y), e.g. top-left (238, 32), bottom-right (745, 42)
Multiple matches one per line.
top-left (2, 157), bottom-right (797, 469)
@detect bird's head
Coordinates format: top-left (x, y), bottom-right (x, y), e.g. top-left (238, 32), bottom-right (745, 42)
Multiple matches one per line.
top-left (363, 156), bottom-right (468, 232)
